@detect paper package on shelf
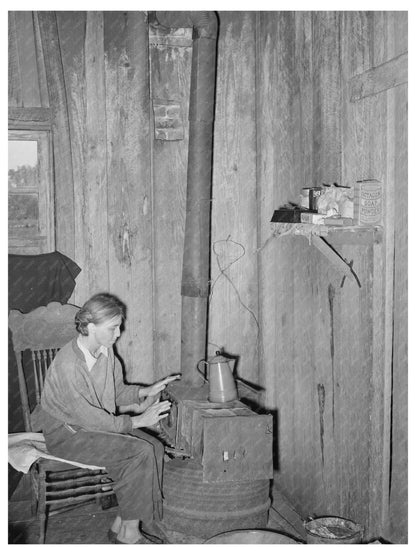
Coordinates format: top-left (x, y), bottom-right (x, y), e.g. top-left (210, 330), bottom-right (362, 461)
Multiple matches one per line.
top-left (316, 184), bottom-right (354, 218)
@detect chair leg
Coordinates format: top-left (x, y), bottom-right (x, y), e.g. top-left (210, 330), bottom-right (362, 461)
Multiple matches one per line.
top-left (30, 472), bottom-right (38, 517)
top-left (31, 491), bottom-right (38, 518)
top-left (37, 469), bottom-right (47, 544)
top-left (38, 512), bottom-right (47, 544)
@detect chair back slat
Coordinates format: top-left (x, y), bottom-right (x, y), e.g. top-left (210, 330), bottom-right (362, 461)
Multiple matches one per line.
top-left (40, 349), bottom-right (49, 392)
top-left (9, 302), bottom-right (80, 433)
top-left (15, 352), bottom-right (32, 432)
top-left (32, 351), bottom-right (41, 404)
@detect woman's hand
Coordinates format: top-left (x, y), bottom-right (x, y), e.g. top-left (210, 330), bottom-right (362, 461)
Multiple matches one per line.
top-left (119, 392), bottom-right (162, 415)
top-left (141, 374), bottom-right (181, 398)
top-left (131, 399), bottom-right (172, 429)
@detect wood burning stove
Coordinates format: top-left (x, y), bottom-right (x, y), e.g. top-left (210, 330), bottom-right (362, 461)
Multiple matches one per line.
top-left (158, 381), bottom-right (273, 482)
top-left (157, 381), bottom-right (274, 538)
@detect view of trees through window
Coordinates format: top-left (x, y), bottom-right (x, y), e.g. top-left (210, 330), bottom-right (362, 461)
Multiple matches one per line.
top-left (8, 131), bottom-right (54, 254)
top-left (8, 139), bottom-right (40, 233)
top-left (8, 164), bottom-right (39, 189)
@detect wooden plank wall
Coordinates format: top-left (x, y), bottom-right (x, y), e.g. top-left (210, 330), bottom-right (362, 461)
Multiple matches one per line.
top-left (341, 12), bottom-right (407, 542)
top-left (385, 12), bottom-right (408, 544)
top-left (340, 10), bottom-right (375, 532)
top-left (8, 12), bottom-right (42, 108)
top-left (209, 12), bottom-right (259, 382)
top-left (53, 11), bottom-right (154, 380)
top-left (104, 12), bottom-right (154, 381)
top-left (8, 11), bottom-right (190, 381)
top-left (149, 27), bottom-right (192, 379)
top-left (8, 12), bottom-right (24, 107)
top-left (38, 12), bottom-right (75, 259)
top-left (257, 11), bottom-right (407, 541)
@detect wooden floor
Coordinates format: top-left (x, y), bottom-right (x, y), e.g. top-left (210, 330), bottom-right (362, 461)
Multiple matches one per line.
top-left (9, 473), bottom-right (307, 544)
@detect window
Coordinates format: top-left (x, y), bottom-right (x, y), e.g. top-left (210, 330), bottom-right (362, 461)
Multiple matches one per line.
top-left (8, 130), bottom-right (55, 254)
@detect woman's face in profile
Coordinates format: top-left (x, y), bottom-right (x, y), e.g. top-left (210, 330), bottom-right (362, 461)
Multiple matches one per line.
top-left (92, 315), bottom-right (122, 348)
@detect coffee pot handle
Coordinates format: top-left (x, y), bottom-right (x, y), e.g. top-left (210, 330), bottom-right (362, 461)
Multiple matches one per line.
top-left (197, 360), bottom-right (208, 382)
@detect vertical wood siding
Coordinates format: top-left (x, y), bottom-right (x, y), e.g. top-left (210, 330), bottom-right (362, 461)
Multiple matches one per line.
top-left (149, 29), bottom-right (192, 379)
top-left (38, 12), bottom-right (75, 259)
top-left (338, 11), bottom-right (374, 529)
top-left (84, 13), bottom-right (109, 293)
top-left (104, 12), bottom-right (154, 382)
top-left (258, 10), bottom-right (298, 495)
top-left (55, 11), bottom-right (154, 377)
top-left (341, 11), bottom-right (386, 536)
top-left (56, 11), bottom-right (88, 298)
top-left (8, 12), bottom-right (41, 107)
top-left (386, 12), bottom-right (408, 544)
top-left (257, 11), bottom-right (407, 539)
top-left (8, 12), bottom-right (24, 107)
top-left (210, 12), bottom-right (259, 382)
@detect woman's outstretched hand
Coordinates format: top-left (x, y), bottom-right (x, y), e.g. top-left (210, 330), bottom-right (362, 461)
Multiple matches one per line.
top-left (131, 399), bottom-right (172, 429)
top-left (143, 374), bottom-right (181, 398)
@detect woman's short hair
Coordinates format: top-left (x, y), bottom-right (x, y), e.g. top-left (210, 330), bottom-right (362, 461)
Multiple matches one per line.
top-left (75, 293), bottom-right (126, 336)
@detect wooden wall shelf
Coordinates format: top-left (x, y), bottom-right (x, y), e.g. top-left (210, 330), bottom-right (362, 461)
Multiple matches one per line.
top-left (271, 223), bottom-right (383, 285)
top-left (271, 222), bottom-right (383, 245)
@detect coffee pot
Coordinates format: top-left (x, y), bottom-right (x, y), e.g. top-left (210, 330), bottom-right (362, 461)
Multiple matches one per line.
top-left (197, 351), bottom-right (238, 403)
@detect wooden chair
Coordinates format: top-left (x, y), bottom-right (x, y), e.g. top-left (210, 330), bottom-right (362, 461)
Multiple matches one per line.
top-left (8, 302), bottom-right (116, 543)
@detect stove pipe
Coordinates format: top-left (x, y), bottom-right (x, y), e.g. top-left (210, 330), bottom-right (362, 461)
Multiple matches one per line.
top-left (150, 12), bottom-right (218, 384)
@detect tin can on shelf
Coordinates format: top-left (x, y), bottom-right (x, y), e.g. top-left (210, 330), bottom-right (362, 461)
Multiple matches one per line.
top-left (354, 179), bottom-right (382, 225)
top-left (302, 186), bottom-right (323, 211)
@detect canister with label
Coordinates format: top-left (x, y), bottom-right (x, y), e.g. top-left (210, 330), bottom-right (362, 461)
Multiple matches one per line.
top-left (354, 180), bottom-right (382, 225)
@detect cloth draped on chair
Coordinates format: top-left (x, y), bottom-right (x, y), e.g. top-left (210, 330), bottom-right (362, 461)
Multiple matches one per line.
top-left (8, 433), bottom-right (104, 474)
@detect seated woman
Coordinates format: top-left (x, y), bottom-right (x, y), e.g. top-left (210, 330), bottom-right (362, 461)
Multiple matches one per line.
top-left (39, 292), bottom-right (180, 544)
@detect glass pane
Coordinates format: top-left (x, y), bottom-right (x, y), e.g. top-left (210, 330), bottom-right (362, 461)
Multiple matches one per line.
top-left (8, 140), bottom-right (39, 190)
top-left (8, 192), bottom-right (39, 232)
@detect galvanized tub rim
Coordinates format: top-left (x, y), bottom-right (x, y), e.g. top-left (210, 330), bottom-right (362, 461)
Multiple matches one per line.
top-left (204, 528), bottom-right (300, 544)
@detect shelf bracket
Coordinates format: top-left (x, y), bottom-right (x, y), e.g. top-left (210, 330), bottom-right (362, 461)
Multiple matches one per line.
top-left (310, 235), bottom-right (360, 286)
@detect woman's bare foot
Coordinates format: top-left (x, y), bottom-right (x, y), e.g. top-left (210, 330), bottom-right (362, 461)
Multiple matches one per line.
top-left (110, 514), bottom-right (122, 535)
top-left (117, 519), bottom-right (144, 544)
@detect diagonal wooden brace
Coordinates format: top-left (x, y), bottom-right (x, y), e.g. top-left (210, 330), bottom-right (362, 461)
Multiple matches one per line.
top-left (310, 235), bottom-right (356, 283)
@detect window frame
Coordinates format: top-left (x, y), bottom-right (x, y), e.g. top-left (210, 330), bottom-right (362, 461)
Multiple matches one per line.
top-left (8, 127), bottom-right (55, 255)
